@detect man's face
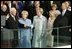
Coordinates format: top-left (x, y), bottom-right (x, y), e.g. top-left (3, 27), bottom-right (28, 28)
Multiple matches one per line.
top-left (62, 3), bottom-right (66, 10)
top-left (13, 9), bottom-right (16, 16)
top-left (11, 8), bottom-right (17, 16)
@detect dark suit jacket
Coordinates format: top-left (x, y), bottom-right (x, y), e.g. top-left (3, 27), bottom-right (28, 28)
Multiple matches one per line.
top-left (52, 10), bottom-right (71, 36)
top-left (5, 14), bottom-right (18, 29)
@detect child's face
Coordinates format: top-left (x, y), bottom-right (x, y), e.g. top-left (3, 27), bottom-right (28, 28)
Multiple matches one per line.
top-left (22, 12), bottom-right (28, 19)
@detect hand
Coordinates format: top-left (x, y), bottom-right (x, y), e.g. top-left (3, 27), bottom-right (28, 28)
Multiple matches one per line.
top-left (24, 24), bottom-right (27, 28)
top-left (69, 28), bottom-right (71, 32)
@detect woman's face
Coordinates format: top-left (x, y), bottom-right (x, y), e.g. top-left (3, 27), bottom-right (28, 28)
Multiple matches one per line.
top-left (22, 12), bottom-right (28, 19)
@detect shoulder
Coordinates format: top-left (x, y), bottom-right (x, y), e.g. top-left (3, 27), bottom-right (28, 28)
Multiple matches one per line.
top-left (18, 18), bottom-right (23, 22)
top-left (33, 15), bottom-right (37, 18)
top-left (26, 19), bottom-right (31, 22)
top-left (56, 10), bottom-right (60, 12)
top-left (66, 10), bottom-right (71, 13)
top-left (27, 19), bottom-right (31, 21)
top-left (6, 14), bottom-right (11, 20)
top-left (65, 10), bottom-right (71, 15)
top-left (56, 10), bottom-right (61, 14)
top-left (56, 10), bottom-right (60, 11)
top-left (42, 15), bottom-right (47, 20)
top-left (49, 10), bottom-right (52, 13)
top-left (19, 18), bottom-right (22, 20)
top-left (42, 15), bottom-right (46, 18)
top-left (33, 15), bottom-right (38, 19)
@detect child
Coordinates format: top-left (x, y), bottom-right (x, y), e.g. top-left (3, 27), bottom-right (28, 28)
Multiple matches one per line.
top-left (18, 10), bottom-right (32, 48)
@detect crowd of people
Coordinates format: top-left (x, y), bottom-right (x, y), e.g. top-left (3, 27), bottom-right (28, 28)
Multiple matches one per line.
top-left (1, 1), bottom-right (71, 48)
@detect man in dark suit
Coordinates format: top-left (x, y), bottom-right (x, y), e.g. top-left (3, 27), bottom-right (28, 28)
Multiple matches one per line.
top-left (52, 3), bottom-right (71, 43)
top-left (53, 2), bottom-right (71, 35)
top-left (5, 8), bottom-right (18, 29)
top-left (5, 7), bottom-right (18, 47)
top-left (61, 2), bottom-right (71, 36)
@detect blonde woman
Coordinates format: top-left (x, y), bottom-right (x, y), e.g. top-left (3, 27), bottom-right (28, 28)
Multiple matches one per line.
top-left (46, 4), bottom-right (61, 47)
top-left (32, 8), bottom-right (47, 48)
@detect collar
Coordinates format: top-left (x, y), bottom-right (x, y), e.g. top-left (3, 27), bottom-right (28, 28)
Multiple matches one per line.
top-left (68, 7), bottom-right (71, 11)
top-left (62, 9), bottom-right (66, 12)
top-left (36, 15), bottom-right (43, 19)
top-left (10, 14), bottom-right (15, 18)
top-left (22, 18), bottom-right (27, 21)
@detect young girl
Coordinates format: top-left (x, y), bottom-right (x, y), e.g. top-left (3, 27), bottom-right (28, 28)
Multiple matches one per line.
top-left (18, 10), bottom-right (32, 48)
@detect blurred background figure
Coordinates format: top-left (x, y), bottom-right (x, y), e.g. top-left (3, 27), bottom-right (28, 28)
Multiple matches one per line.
top-left (1, 2), bottom-right (9, 16)
top-left (64, 1), bottom-right (71, 11)
top-left (12, 1), bottom-right (24, 18)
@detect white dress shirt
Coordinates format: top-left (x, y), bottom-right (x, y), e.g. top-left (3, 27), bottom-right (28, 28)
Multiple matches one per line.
top-left (68, 6), bottom-right (71, 11)
top-left (10, 14), bottom-right (16, 20)
top-left (62, 9), bottom-right (66, 16)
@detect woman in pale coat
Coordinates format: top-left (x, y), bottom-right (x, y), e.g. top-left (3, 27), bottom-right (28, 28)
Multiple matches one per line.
top-left (32, 7), bottom-right (47, 48)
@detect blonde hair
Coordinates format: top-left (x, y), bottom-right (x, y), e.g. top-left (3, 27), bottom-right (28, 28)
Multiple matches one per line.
top-left (39, 8), bottom-right (44, 14)
top-left (21, 10), bottom-right (28, 15)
